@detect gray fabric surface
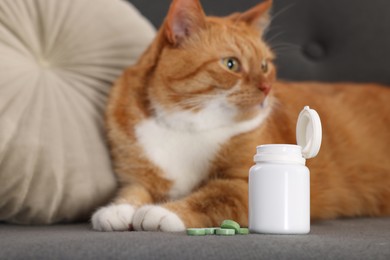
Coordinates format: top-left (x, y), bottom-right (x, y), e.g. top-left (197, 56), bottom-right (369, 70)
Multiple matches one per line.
top-left (1, 218), bottom-right (389, 260)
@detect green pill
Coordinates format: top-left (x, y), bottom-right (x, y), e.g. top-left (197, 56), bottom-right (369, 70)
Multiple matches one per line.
top-left (186, 228), bottom-right (206, 236)
top-left (238, 228), bottom-right (249, 235)
top-left (204, 228), bottom-right (217, 235)
top-left (220, 220), bottom-right (240, 233)
top-left (216, 228), bottom-right (235, 236)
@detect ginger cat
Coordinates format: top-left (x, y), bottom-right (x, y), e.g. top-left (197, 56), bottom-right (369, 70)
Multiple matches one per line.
top-left (92, 0), bottom-right (390, 232)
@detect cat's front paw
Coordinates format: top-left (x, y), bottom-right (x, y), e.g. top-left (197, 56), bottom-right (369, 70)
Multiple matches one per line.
top-left (91, 204), bottom-right (135, 231)
top-left (133, 205), bottom-right (185, 232)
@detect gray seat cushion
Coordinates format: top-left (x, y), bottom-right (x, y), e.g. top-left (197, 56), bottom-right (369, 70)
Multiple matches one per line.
top-left (1, 218), bottom-right (389, 259)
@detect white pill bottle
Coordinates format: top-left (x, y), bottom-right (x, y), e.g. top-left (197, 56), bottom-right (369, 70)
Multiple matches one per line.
top-left (249, 106), bottom-right (322, 234)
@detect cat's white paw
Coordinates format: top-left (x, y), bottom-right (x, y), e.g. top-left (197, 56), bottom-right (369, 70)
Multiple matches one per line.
top-left (91, 204), bottom-right (135, 231)
top-left (133, 205), bottom-right (185, 232)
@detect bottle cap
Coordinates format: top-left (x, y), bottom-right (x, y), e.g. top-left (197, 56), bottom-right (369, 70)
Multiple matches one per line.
top-left (296, 106), bottom-right (322, 159)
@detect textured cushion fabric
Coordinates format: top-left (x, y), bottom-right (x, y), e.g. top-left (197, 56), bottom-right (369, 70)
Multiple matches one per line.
top-left (130, 0), bottom-right (390, 86)
top-left (0, 218), bottom-right (389, 259)
top-left (0, 0), bottom-right (155, 224)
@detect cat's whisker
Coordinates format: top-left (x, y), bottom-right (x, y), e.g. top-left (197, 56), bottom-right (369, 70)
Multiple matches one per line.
top-left (270, 42), bottom-right (301, 49)
top-left (270, 43), bottom-right (301, 54)
top-left (268, 3), bottom-right (296, 25)
top-left (265, 31), bottom-right (286, 46)
top-left (264, 3), bottom-right (296, 39)
top-left (272, 48), bottom-right (300, 56)
top-left (272, 47), bottom-right (301, 53)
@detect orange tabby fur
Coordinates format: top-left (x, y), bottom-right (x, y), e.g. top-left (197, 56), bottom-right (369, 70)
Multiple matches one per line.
top-left (93, 0), bottom-right (390, 231)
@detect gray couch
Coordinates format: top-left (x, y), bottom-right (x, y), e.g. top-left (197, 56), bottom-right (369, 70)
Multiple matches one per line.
top-left (1, 0), bottom-right (389, 259)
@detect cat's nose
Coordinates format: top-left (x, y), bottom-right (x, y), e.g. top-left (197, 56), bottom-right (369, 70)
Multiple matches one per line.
top-left (258, 82), bottom-right (271, 95)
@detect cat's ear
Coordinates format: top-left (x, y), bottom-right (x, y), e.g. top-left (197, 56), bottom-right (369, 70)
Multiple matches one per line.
top-left (229, 0), bottom-right (272, 30)
top-left (165, 0), bottom-right (207, 46)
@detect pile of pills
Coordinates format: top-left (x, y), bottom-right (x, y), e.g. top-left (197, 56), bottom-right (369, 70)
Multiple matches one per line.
top-left (186, 220), bottom-right (249, 236)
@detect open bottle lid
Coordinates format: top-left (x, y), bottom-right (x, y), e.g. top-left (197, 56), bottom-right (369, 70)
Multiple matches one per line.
top-left (296, 106), bottom-right (322, 159)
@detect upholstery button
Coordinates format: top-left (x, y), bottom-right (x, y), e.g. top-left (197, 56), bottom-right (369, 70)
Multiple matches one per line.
top-left (303, 42), bottom-right (326, 60)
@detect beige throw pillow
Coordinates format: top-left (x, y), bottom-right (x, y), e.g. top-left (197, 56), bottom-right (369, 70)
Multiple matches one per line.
top-left (0, 0), bottom-right (155, 224)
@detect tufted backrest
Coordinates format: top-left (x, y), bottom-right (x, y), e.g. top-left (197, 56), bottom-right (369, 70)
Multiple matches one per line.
top-left (267, 0), bottom-right (390, 85)
top-left (130, 0), bottom-right (390, 86)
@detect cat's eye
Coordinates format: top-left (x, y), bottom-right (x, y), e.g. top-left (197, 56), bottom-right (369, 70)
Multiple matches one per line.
top-left (221, 57), bottom-right (241, 72)
top-left (261, 59), bottom-right (269, 73)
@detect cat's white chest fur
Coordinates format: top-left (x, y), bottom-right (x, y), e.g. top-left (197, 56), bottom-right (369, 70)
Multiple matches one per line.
top-left (135, 101), bottom-right (270, 199)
